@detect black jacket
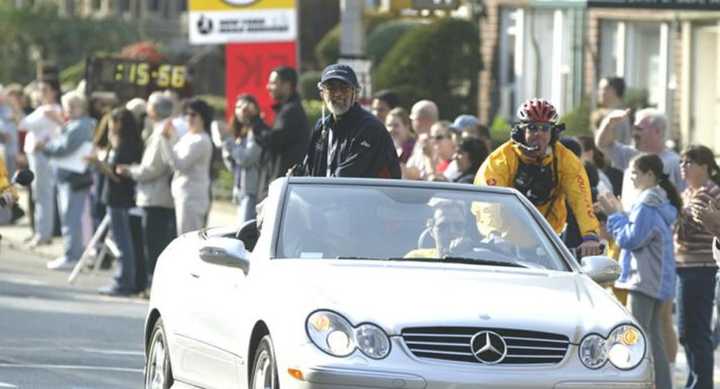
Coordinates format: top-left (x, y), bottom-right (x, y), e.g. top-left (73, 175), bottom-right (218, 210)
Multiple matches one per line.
top-left (294, 103), bottom-right (401, 179)
top-left (255, 93), bottom-right (310, 177)
top-left (102, 142), bottom-right (143, 208)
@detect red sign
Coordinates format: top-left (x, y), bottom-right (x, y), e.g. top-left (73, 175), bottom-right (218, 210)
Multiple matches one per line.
top-left (225, 41), bottom-right (297, 125)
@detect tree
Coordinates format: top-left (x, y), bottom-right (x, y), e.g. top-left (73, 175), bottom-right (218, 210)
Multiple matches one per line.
top-left (0, 3), bottom-right (140, 84)
top-left (374, 18), bottom-right (481, 119)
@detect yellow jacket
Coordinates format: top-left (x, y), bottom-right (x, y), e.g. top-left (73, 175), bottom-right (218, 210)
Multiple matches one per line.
top-left (0, 158), bottom-right (17, 203)
top-left (474, 140), bottom-right (599, 237)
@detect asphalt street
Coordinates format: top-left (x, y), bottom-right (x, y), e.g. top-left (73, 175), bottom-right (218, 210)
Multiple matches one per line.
top-left (0, 246), bottom-right (146, 389)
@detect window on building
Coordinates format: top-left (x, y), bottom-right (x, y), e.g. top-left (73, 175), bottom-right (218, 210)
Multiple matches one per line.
top-left (118, 0), bottom-right (130, 13)
top-left (149, 0), bottom-right (161, 12)
top-left (92, 0), bottom-right (102, 10)
top-left (178, 0), bottom-right (187, 12)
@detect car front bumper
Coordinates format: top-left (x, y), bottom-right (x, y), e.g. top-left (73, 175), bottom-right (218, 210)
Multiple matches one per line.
top-left (280, 341), bottom-right (653, 389)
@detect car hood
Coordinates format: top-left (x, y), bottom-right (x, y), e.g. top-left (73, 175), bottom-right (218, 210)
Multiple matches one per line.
top-left (264, 260), bottom-right (632, 343)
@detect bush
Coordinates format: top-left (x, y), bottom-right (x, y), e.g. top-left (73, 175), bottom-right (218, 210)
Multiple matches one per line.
top-left (489, 115), bottom-right (511, 145)
top-left (559, 99), bottom-right (592, 137)
top-left (366, 19), bottom-right (422, 65)
top-left (314, 12), bottom-right (397, 68)
top-left (299, 71), bottom-right (321, 100)
top-left (374, 18), bottom-right (481, 119)
top-left (303, 99), bottom-right (324, 128)
top-left (624, 87), bottom-right (649, 110)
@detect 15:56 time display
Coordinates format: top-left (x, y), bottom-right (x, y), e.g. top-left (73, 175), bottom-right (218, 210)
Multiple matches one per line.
top-left (114, 63), bottom-right (187, 88)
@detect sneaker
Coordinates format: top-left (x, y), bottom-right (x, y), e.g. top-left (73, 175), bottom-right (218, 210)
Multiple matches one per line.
top-left (28, 237), bottom-right (52, 248)
top-left (46, 257), bottom-right (77, 271)
top-left (97, 285), bottom-right (134, 297)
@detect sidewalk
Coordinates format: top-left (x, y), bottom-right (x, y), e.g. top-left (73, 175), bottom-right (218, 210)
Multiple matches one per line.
top-left (0, 188), bottom-right (238, 259)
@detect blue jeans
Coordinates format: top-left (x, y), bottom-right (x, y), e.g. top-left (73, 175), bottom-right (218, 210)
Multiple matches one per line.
top-left (108, 207), bottom-right (136, 292)
top-left (677, 267), bottom-right (717, 389)
top-left (56, 183), bottom-right (87, 262)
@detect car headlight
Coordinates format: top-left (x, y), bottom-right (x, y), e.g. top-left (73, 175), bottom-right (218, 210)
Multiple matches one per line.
top-left (355, 323), bottom-right (391, 359)
top-left (578, 324), bottom-right (646, 370)
top-left (579, 334), bottom-right (608, 369)
top-left (306, 310), bottom-right (391, 359)
top-left (607, 325), bottom-right (646, 370)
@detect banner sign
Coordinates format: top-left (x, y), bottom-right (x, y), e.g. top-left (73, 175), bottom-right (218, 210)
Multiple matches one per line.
top-left (225, 41), bottom-right (297, 124)
top-left (588, 0), bottom-right (720, 9)
top-left (189, 0), bottom-right (297, 44)
top-left (85, 57), bottom-right (191, 101)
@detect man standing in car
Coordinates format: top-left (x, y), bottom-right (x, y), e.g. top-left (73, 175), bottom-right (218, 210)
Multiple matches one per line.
top-left (292, 64), bottom-right (400, 179)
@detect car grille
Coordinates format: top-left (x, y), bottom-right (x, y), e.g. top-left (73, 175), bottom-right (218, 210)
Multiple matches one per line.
top-left (401, 326), bottom-right (570, 365)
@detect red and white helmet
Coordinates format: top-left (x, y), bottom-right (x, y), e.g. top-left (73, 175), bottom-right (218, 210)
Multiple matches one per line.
top-left (516, 99), bottom-right (559, 123)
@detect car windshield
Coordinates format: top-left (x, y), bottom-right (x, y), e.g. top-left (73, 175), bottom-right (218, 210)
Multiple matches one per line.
top-left (275, 183), bottom-right (570, 271)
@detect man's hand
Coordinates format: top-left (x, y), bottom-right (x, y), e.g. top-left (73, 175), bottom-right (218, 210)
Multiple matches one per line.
top-left (578, 240), bottom-right (604, 257)
top-left (33, 140), bottom-right (46, 152)
top-left (161, 120), bottom-right (176, 139)
top-left (604, 108), bottom-right (631, 129)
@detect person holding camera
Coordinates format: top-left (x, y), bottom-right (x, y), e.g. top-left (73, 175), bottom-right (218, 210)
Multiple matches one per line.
top-left (474, 98), bottom-right (602, 257)
top-left (290, 64), bottom-right (400, 179)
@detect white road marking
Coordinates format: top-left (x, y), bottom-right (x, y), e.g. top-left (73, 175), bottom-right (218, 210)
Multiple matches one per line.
top-left (0, 382), bottom-right (17, 388)
top-left (77, 348), bottom-right (144, 356)
top-left (0, 364), bottom-right (142, 373)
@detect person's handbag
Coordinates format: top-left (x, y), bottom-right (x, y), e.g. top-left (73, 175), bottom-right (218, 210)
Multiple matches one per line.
top-left (67, 172), bottom-right (93, 191)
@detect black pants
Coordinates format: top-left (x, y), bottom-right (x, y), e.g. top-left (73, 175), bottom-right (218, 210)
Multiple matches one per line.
top-left (142, 206), bottom-right (176, 283)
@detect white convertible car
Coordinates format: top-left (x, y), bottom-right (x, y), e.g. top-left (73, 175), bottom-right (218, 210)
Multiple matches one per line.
top-left (144, 177), bottom-right (652, 389)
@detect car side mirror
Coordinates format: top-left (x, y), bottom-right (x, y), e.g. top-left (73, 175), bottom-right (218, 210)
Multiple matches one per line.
top-left (199, 237), bottom-right (250, 275)
top-left (581, 255), bottom-right (620, 284)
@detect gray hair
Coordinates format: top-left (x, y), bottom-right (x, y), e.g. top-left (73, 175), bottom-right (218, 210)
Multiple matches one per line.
top-left (410, 100), bottom-right (439, 122)
top-left (635, 108), bottom-right (668, 140)
top-left (61, 90), bottom-right (87, 114)
top-left (148, 91), bottom-right (173, 120)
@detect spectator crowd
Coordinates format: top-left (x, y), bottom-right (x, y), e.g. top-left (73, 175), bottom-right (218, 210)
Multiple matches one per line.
top-left (1, 66), bottom-right (720, 388)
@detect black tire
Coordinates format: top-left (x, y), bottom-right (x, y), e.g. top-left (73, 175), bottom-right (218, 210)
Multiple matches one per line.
top-left (145, 318), bottom-right (174, 389)
top-left (250, 335), bottom-right (279, 389)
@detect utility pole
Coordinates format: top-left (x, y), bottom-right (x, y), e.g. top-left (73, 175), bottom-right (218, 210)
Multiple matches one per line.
top-left (340, 0), bottom-right (365, 58)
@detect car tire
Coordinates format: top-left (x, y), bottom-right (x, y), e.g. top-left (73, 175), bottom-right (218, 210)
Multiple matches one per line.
top-left (250, 335), bottom-right (279, 389)
top-left (145, 318), bottom-right (174, 389)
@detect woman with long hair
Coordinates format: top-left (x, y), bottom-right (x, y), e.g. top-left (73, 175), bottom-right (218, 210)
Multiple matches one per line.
top-left (597, 153), bottom-right (681, 389)
top-left (87, 108), bottom-right (144, 295)
top-left (223, 94), bottom-right (271, 224)
top-left (385, 107), bottom-right (416, 165)
top-left (674, 145), bottom-right (720, 388)
top-left (159, 98), bottom-right (214, 235)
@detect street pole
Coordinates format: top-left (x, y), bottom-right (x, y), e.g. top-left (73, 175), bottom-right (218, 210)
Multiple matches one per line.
top-left (340, 0), bottom-right (365, 58)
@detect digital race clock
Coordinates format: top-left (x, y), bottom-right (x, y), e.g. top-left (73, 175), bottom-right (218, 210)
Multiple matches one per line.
top-left (85, 57), bottom-right (192, 101)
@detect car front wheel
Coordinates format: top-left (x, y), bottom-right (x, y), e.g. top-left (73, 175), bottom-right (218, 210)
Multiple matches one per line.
top-left (251, 335), bottom-right (279, 389)
top-left (145, 318), bottom-right (173, 389)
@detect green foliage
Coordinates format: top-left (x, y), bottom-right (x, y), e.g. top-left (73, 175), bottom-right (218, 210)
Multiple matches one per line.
top-left (315, 25), bottom-right (341, 68)
top-left (374, 18), bottom-right (481, 119)
top-left (299, 71), bottom-right (322, 100)
top-left (559, 99), bottom-right (592, 137)
top-left (314, 12), bottom-right (398, 68)
top-left (366, 19), bottom-right (423, 65)
top-left (303, 99), bottom-right (325, 128)
top-left (623, 87), bottom-right (649, 110)
top-left (489, 115), bottom-right (511, 144)
top-left (0, 3), bottom-right (140, 84)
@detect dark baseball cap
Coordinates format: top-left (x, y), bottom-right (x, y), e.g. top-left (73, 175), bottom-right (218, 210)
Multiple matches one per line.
top-left (319, 64), bottom-right (359, 88)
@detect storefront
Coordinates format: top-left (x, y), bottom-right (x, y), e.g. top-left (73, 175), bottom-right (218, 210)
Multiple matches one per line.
top-left (479, 0), bottom-right (720, 150)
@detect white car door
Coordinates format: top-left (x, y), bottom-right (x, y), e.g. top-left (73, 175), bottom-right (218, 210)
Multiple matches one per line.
top-left (176, 243), bottom-right (249, 388)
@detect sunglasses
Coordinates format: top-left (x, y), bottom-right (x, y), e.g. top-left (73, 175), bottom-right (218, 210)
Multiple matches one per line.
top-left (318, 82), bottom-right (353, 94)
top-left (432, 134), bottom-right (451, 141)
top-left (521, 123), bottom-right (555, 133)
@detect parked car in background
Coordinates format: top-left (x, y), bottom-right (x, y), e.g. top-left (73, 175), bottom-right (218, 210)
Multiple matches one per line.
top-left (144, 178), bottom-right (651, 389)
